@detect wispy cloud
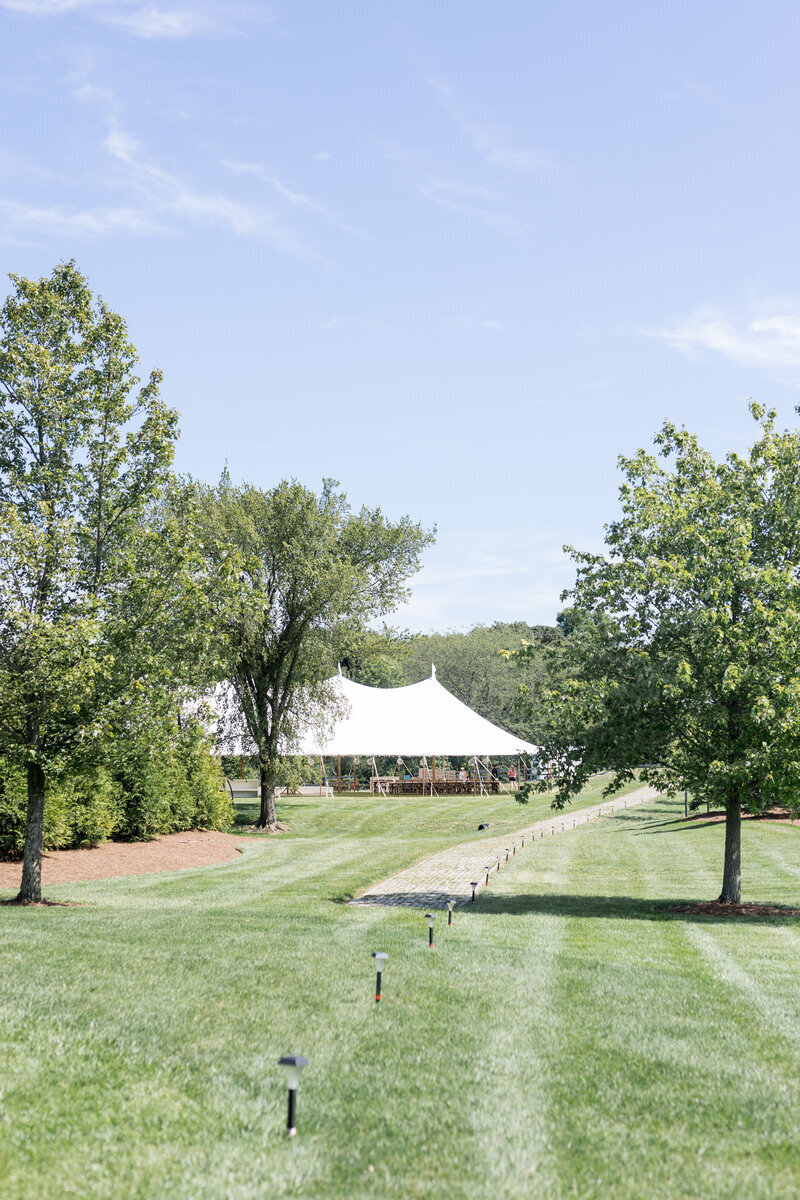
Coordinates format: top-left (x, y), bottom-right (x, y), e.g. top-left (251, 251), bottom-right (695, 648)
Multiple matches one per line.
top-left (0, 93), bottom-right (318, 256)
top-left (428, 74), bottom-right (549, 174)
top-left (102, 127), bottom-right (314, 254)
top-left (386, 146), bottom-right (530, 233)
top-left (0, 199), bottom-right (168, 241)
top-left (0, 0), bottom-right (267, 38)
top-left (646, 300), bottom-right (800, 368)
top-left (445, 316), bottom-right (504, 332)
top-left (320, 314), bottom-right (390, 332)
top-left (224, 159), bottom-right (366, 238)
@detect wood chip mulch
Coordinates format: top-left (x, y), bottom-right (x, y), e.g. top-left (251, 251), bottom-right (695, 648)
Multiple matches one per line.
top-left (665, 901), bottom-right (800, 917)
top-left (689, 807), bottom-right (800, 825)
top-left (0, 830), bottom-right (244, 889)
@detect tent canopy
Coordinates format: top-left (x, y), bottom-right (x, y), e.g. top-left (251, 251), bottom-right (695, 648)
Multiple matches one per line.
top-left (291, 668), bottom-right (537, 757)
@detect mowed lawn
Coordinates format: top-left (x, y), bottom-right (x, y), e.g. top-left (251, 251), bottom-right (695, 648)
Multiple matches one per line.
top-left (2, 783), bottom-right (800, 1200)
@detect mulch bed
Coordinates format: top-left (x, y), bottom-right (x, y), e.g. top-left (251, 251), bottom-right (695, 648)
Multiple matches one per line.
top-left (0, 830), bottom-right (244, 889)
top-left (665, 901), bottom-right (800, 917)
top-left (690, 807), bottom-right (800, 825)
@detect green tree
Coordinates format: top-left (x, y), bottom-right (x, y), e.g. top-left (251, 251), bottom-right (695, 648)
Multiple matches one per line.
top-left (0, 262), bottom-right (197, 902)
top-left (514, 404), bottom-right (800, 904)
top-left (403, 621), bottom-right (558, 739)
top-left (194, 476), bottom-right (433, 828)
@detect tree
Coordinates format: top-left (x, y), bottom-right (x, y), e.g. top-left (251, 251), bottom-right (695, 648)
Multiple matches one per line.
top-left (194, 476), bottom-right (434, 828)
top-left (0, 262), bottom-right (195, 902)
top-left (514, 404), bottom-right (800, 904)
top-left (402, 622), bottom-right (559, 740)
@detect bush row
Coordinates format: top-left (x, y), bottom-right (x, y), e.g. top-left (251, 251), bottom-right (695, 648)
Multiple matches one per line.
top-left (0, 721), bottom-right (233, 861)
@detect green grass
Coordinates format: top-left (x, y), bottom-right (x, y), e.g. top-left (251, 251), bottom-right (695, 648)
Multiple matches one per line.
top-left (2, 784), bottom-right (800, 1199)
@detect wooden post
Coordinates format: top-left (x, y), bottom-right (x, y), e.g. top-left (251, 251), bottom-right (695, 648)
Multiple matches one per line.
top-left (337, 754), bottom-right (341, 795)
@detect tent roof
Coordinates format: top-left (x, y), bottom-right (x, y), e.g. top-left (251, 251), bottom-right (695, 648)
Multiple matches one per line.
top-left (291, 669), bottom-right (537, 757)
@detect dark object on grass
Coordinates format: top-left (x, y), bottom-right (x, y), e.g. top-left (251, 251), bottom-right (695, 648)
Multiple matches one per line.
top-left (372, 950), bottom-right (388, 1002)
top-left (478, 823), bottom-right (489, 830)
top-left (278, 1055), bottom-right (308, 1136)
top-left (424, 912), bottom-right (435, 947)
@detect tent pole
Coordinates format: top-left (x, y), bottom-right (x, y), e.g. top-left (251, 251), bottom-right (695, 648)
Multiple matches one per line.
top-left (432, 755), bottom-right (436, 796)
top-left (337, 754), bottom-right (341, 795)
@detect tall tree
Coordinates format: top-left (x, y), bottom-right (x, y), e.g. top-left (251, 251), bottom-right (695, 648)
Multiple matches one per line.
top-left (513, 404), bottom-right (800, 904)
top-left (195, 476), bottom-right (433, 828)
top-left (0, 262), bottom-right (192, 902)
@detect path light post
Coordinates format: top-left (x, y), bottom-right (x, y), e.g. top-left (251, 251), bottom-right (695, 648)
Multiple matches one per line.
top-left (447, 899), bottom-right (456, 925)
top-left (470, 882), bottom-right (478, 903)
top-left (485, 866), bottom-right (491, 886)
top-left (372, 951), bottom-right (388, 1002)
top-left (425, 912), bottom-right (435, 947)
top-left (496, 858), bottom-right (501, 872)
top-left (505, 848), bottom-right (510, 863)
top-left (278, 1055), bottom-right (308, 1137)
top-left (512, 841), bottom-right (516, 857)
top-left (521, 835), bottom-right (525, 848)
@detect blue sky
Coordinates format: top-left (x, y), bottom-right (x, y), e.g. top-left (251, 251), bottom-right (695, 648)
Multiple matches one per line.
top-left (3, 1), bottom-right (800, 631)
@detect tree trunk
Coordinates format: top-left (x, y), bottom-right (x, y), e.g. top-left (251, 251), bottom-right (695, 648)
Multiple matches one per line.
top-left (718, 789), bottom-right (742, 904)
top-left (18, 758), bottom-right (46, 903)
top-left (258, 757), bottom-right (278, 829)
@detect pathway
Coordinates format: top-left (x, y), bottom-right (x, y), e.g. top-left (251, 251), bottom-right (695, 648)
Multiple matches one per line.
top-left (350, 785), bottom-right (660, 908)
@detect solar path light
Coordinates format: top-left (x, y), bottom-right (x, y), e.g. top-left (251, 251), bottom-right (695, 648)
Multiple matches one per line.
top-left (484, 866), bottom-right (491, 886)
top-left (447, 899), bottom-right (457, 924)
top-left (278, 1055), bottom-right (308, 1136)
top-left (512, 841), bottom-right (516, 856)
top-left (505, 848), bottom-right (510, 863)
top-left (496, 858), bottom-right (501, 872)
top-left (470, 881), bottom-right (478, 903)
top-left (372, 951), bottom-right (388, 1002)
top-left (425, 912), bottom-right (436, 947)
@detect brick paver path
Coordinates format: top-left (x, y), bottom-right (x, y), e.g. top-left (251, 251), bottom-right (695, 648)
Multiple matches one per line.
top-left (351, 785), bottom-right (660, 908)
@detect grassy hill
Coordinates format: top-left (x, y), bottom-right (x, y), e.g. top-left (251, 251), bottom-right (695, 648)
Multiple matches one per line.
top-left (2, 785), bottom-right (799, 1199)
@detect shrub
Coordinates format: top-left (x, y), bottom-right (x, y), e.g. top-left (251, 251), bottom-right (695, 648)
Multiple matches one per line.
top-left (114, 719), bottom-right (232, 841)
top-left (0, 761), bottom-right (122, 861)
top-left (0, 719), bottom-right (232, 861)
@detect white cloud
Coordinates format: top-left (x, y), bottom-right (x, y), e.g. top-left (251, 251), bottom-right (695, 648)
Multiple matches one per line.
top-left (0, 199), bottom-right (168, 239)
top-left (647, 301), bottom-right (800, 369)
top-left (385, 146), bottom-right (530, 233)
top-left (428, 74), bottom-right (549, 174)
top-left (445, 317), bottom-right (504, 332)
top-left (224, 159), bottom-right (365, 238)
top-left (102, 128), bottom-right (314, 254)
top-left (0, 111), bottom-right (317, 255)
top-left (393, 528), bottom-right (580, 633)
top-left (105, 6), bottom-right (222, 38)
top-left (0, 0), bottom-right (268, 38)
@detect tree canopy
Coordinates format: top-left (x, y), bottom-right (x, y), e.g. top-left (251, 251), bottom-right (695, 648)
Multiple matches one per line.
top-left (194, 475), bottom-right (434, 827)
top-left (514, 404), bottom-right (800, 904)
top-left (0, 262), bottom-right (205, 900)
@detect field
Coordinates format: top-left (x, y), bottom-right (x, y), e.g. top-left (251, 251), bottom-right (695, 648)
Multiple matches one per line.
top-left (2, 780), bottom-right (800, 1199)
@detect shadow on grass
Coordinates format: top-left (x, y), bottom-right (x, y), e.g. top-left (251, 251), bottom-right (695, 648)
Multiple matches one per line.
top-left (348, 890), bottom-right (800, 924)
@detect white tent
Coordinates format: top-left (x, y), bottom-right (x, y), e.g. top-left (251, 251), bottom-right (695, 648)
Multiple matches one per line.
top-left (290, 667), bottom-right (537, 757)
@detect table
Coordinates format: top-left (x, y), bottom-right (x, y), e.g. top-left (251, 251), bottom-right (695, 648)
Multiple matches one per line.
top-left (371, 777), bottom-right (499, 796)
